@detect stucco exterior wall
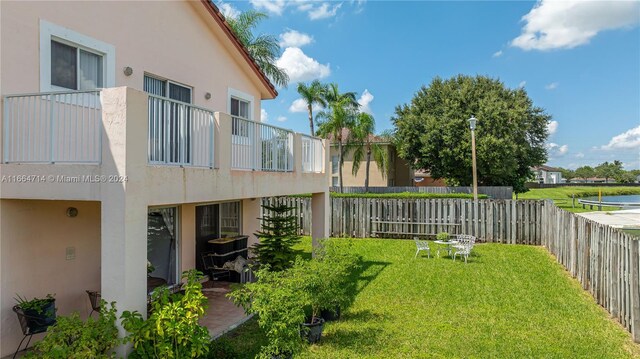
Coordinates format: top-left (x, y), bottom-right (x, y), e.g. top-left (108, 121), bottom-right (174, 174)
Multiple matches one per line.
top-left (0, 199), bottom-right (101, 356)
top-left (329, 145), bottom-right (390, 187)
top-left (0, 0), bottom-right (266, 120)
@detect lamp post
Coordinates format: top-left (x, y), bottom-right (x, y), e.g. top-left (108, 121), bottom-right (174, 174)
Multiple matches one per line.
top-left (468, 116), bottom-right (478, 201)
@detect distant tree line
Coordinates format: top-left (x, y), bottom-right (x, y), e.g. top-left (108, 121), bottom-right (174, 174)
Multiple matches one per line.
top-left (560, 161), bottom-right (639, 184)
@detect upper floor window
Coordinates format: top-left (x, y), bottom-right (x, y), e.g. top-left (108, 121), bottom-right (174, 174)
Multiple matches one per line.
top-left (40, 20), bottom-right (115, 92)
top-left (51, 40), bottom-right (103, 90)
top-left (229, 88), bottom-right (254, 137)
top-left (331, 155), bottom-right (339, 174)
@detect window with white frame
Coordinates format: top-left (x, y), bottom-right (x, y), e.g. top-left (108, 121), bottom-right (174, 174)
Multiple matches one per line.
top-left (231, 97), bottom-right (251, 137)
top-left (331, 155), bottom-right (339, 174)
top-left (40, 20), bottom-right (115, 92)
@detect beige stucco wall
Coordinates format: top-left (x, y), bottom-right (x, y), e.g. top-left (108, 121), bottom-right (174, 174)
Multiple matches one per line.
top-left (0, 199), bottom-right (101, 356)
top-left (0, 0), bottom-right (267, 122)
top-left (329, 145), bottom-right (390, 187)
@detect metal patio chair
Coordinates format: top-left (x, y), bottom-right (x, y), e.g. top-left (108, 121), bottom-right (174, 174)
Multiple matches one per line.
top-left (452, 234), bottom-right (476, 264)
top-left (414, 237), bottom-right (431, 258)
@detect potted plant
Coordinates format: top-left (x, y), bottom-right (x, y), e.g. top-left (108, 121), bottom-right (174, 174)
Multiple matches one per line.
top-left (14, 294), bottom-right (56, 332)
top-left (228, 262), bottom-right (306, 358)
top-left (293, 260), bottom-right (327, 344)
top-left (436, 232), bottom-right (450, 242)
top-left (315, 239), bottom-right (362, 322)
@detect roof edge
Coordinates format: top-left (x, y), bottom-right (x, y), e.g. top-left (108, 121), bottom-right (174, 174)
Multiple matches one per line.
top-left (200, 0), bottom-right (278, 99)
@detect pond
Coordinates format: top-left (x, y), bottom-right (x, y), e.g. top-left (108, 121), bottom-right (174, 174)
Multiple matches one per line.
top-left (582, 194), bottom-right (640, 205)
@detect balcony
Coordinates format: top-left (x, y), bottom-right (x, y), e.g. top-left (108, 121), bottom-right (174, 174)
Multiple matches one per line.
top-left (2, 89), bottom-right (326, 176)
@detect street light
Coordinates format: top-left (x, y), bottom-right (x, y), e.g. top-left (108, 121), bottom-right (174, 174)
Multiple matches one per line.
top-left (468, 116), bottom-right (478, 201)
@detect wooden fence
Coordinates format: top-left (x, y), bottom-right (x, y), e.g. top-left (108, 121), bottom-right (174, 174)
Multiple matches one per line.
top-left (264, 196), bottom-right (640, 341)
top-left (329, 186), bottom-right (513, 200)
top-left (541, 204), bottom-right (640, 342)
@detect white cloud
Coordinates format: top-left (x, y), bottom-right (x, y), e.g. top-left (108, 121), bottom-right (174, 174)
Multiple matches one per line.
top-left (545, 82), bottom-right (558, 90)
top-left (575, 152), bottom-right (585, 158)
top-left (260, 109), bottom-right (268, 122)
top-left (308, 2), bottom-right (342, 20)
top-left (250, 0), bottom-right (287, 15)
top-left (518, 81), bottom-right (527, 88)
top-left (547, 142), bottom-right (569, 157)
top-left (276, 47), bottom-right (331, 82)
top-left (492, 50), bottom-right (503, 58)
top-left (547, 120), bottom-right (558, 135)
top-left (357, 89), bottom-right (374, 115)
top-left (289, 98), bottom-right (323, 113)
top-left (277, 116), bottom-right (287, 122)
top-left (217, 1), bottom-right (240, 19)
top-left (600, 125), bottom-right (640, 150)
top-left (511, 0), bottom-right (640, 51)
top-left (279, 30), bottom-right (313, 48)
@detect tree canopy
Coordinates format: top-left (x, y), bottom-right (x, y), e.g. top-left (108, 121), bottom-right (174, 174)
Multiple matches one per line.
top-left (392, 75), bottom-right (550, 193)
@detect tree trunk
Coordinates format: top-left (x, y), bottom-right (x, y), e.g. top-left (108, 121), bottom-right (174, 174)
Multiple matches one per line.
top-left (308, 104), bottom-right (314, 136)
top-left (364, 148), bottom-right (372, 192)
top-left (338, 139), bottom-right (344, 193)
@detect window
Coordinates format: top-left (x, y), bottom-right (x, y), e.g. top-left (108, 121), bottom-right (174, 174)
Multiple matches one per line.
top-left (231, 97), bottom-right (251, 137)
top-left (331, 155), bottom-right (339, 174)
top-left (40, 20), bottom-right (115, 92)
top-left (51, 40), bottom-right (104, 90)
top-left (144, 74), bottom-right (193, 164)
top-left (332, 176), bottom-right (339, 187)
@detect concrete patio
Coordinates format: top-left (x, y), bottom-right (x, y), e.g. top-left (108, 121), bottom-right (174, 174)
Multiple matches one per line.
top-left (200, 280), bottom-right (250, 338)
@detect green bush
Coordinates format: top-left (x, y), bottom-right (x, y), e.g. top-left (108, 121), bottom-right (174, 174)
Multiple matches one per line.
top-left (436, 232), bottom-right (450, 241)
top-left (208, 337), bottom-right (240, 359)
top-left (228, 262), bottom-right (307, 358)
top-left (121, 270), bottom-right (210, 359)
top-left (25, 301), bottom-right (119, 358)
top-left (314, 239), bottom-right (362, 314)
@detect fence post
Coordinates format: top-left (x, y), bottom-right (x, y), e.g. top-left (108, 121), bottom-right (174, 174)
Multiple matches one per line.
top-left (630, 239), bottom-right (640, 342)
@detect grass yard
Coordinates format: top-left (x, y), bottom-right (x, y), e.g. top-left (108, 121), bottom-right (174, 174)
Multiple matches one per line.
top-left (219, 238), bottom-right (640, 358)
top-left (517, 186), bottom-right (640, 213)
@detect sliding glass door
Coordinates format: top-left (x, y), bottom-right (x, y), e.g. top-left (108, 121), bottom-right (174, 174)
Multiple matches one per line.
top-left (147, 206), bottom-right (179, 285)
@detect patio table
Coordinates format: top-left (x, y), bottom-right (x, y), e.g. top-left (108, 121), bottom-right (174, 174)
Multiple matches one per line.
top-left (433, 240), bottom-right (458, 258)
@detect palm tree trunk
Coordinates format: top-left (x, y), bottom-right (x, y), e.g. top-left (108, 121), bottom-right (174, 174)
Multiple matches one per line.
top-left (338, 139), bottom-right (344, 193)
top-left (364, 148), bottom-right (372, 192)
top-left (308, 104), bottom-right (314, 136)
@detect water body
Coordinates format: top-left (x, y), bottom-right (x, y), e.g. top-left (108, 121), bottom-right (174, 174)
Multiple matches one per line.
top-left (583, 195), bottom-right (640, 204)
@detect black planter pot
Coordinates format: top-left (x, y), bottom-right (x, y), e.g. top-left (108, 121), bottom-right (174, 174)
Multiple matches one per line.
top-left (24, 299), bottom-right (56, 333)
top-left (300, 317), bottom-right (325, 344)
top-left (320, 306), bottom-right (341, 322)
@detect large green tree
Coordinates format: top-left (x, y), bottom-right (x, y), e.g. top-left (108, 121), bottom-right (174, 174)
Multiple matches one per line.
top-left (348, 112), bottom-right (388, 192)
top-left (296, 80), bottom-right (327, 135)
top-left (226, 10), bottom-right (289, 88)
top-left (392, 75), bottom-right (550, 193)
top-left (595, 160), bottom-right (624, 183)
top-left (574, 166), bottom-right (595, 181)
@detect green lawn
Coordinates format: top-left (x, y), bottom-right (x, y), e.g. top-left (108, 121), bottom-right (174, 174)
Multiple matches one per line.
top-left (517, 186), bottom-right (640, 213)
top-left (219, 238), bottom-right (640, 358)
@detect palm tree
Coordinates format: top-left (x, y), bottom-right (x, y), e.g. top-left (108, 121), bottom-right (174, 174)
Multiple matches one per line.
top-left (316, 97), bottom-right (358, 193)
top-left (349, 113), bottom-right (389, 192)
top-left (323, 83), bottom-right (359, 108)
top-left (296, 80), bottom-right (327, 135)
top-left (226, 10), bottom-right (289, 88)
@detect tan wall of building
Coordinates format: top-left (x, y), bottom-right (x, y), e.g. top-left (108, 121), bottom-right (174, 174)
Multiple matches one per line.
top-left (0, 200), bottom-right (101, 355)
top-left (329, 144), bottom-right (414, 187)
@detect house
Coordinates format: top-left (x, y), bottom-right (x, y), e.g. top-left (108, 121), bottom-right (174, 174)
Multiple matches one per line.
top-left (328, 130), bottom-right (413, 187)
top-left (532, 165), bottom-right (564, 184)
top-left (412, 170), bottom-right (447, 187)
top-left (0, 1), bottom-right (328, 356)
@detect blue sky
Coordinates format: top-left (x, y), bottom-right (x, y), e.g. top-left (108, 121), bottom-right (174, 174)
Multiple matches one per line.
top-left (220, 0), bottom-right (640, 170)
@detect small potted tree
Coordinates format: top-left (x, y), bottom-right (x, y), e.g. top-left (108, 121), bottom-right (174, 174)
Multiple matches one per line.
top-left (14, 294), bottom-right (56, 333)
top-left (228, 262), bottom-right (307, 358)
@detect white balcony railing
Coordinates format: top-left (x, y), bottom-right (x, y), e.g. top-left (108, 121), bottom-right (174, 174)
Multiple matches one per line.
top-left (301, 135), bottom-right (324, 173)
top-left (3, 90), bottom-right (102, 164)
top-left (148, 95), bottom-right (214, 168)
top-left (231, 117), bottom-right (293, 172)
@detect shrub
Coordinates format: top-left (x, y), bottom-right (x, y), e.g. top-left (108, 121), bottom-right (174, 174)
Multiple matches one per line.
top-left (208, 337), bottom-right (240, 359)
top-left (121, 270), bottom-right (210, 359)
top-left (436, 232), bottom-right (450, 241)
top-left (25, 301), bottom-right (119, 358)
top-left (228, 262), bottom-right (307, 358)
top-left (252, 202), bottom-right (301, 271)
top-left (313, 239), bottom-right (362, 314)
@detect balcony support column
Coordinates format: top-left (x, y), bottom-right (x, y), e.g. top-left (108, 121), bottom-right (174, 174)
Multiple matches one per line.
top-left (99, 87), bottom-right (149, 356)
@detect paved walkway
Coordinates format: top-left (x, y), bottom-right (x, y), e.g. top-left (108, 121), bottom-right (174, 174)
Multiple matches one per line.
top-left (200, 281), bottom-right (250, 338)
top-left (578, 208), bottom-right (640, 229)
